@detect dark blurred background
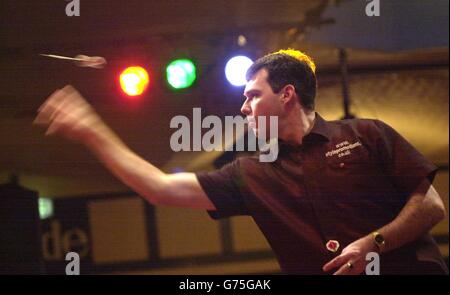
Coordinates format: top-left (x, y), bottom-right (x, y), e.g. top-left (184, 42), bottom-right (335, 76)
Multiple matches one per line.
top-left (0, 0), bottom-right (448, 274)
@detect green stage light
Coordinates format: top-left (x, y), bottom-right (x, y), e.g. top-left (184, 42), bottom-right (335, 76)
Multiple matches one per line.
top-left (38, 197), bottom-right (54, 220)
top-left (166, 59), bottom-right (196, 89)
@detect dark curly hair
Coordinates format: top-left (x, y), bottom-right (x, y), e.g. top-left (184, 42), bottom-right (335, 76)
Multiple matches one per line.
top-left (246, 49), bottom-right (317, 110)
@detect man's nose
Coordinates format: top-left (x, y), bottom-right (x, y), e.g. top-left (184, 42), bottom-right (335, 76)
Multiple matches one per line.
top-left (240, 100), bottom-right (251, 116)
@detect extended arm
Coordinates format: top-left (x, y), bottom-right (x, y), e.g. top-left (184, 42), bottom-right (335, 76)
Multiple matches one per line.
top-left (34, 85), bottom-right (215, 210)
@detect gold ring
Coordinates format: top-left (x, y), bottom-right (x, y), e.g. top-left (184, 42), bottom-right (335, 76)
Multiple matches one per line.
top-left (346, 262), bottom-right (353, 269)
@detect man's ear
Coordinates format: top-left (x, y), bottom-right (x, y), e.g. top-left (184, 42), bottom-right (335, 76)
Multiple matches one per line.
top-left (281, 85), bottom-right (296, 103)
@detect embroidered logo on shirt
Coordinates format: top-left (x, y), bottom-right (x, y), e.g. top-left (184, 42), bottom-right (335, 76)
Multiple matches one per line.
top-left (325, 140), bottom-right (362, 158)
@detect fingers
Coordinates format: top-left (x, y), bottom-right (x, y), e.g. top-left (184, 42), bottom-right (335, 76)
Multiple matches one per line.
top-left (34, 85), bottom-right (90, 137)
top-left (322, 251), bottom-right (355, 272)
top-left (323, 254), bottom-right (344, 272)
top-left (37, 85), bottom-right (76, 112)
top-left (34, 88), bottom-right (64, 125)
top-left (324, 254), bottom-right (362, 275)
top-left (323, 239), bottom-right (369, 275)
top-left (44, 101), bottom-right (91, 136)
top-left (35, 86), bottom-right (69, 123)
top-left (323, 256), bottom-right (358, 275)
top-left (44, 112), bottom-right (66, 136)
top-left (34, 85), bottom-right (83, 125)
top-left (333, 261), bottom-right (354, 275)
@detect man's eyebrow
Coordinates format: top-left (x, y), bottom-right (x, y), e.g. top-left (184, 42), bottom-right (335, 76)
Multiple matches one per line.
top-left (243, 89), bottom-right (260, 97)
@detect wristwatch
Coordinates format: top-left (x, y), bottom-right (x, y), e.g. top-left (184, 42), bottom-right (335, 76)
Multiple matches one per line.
top-left (371, 231), bottom-right (385, 252)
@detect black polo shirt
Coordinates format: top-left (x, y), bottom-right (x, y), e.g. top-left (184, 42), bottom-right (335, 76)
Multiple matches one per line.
top-left (195, 113), bottom-right (448, 274)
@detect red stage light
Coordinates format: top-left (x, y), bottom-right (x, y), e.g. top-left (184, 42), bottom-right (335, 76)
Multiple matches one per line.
top-left (119, 66), bottom-right (149, 96)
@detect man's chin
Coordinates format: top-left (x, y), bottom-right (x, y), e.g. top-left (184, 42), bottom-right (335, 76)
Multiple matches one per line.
top-left (252, 128), bottom-right (273, 140)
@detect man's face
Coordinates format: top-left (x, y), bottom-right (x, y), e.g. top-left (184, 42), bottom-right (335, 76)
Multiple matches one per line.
top-left (241, 68), bottom-right (283, 137)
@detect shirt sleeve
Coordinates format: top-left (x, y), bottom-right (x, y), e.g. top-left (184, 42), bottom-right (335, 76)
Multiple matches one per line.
top-left (372, 119), bottom-right (438, 198)
top-left (195, 159), bottom-right (249, 219)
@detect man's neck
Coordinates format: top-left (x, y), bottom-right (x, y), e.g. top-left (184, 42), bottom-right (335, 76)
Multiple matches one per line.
top-left (280, 110), bottom-right (316, 146)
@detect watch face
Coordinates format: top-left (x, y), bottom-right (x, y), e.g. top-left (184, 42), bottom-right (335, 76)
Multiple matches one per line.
top-left (375, 234), bottom-right (385, 244)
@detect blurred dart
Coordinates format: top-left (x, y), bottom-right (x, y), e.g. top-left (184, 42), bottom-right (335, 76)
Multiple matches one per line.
top-left (39, 53), bottom-right (107, 69)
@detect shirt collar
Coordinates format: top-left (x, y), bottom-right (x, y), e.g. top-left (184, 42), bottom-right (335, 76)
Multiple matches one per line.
top-left (306, 112), bottom-right (331, 142)
top-left (278, 112), bottom-right (331, 151)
